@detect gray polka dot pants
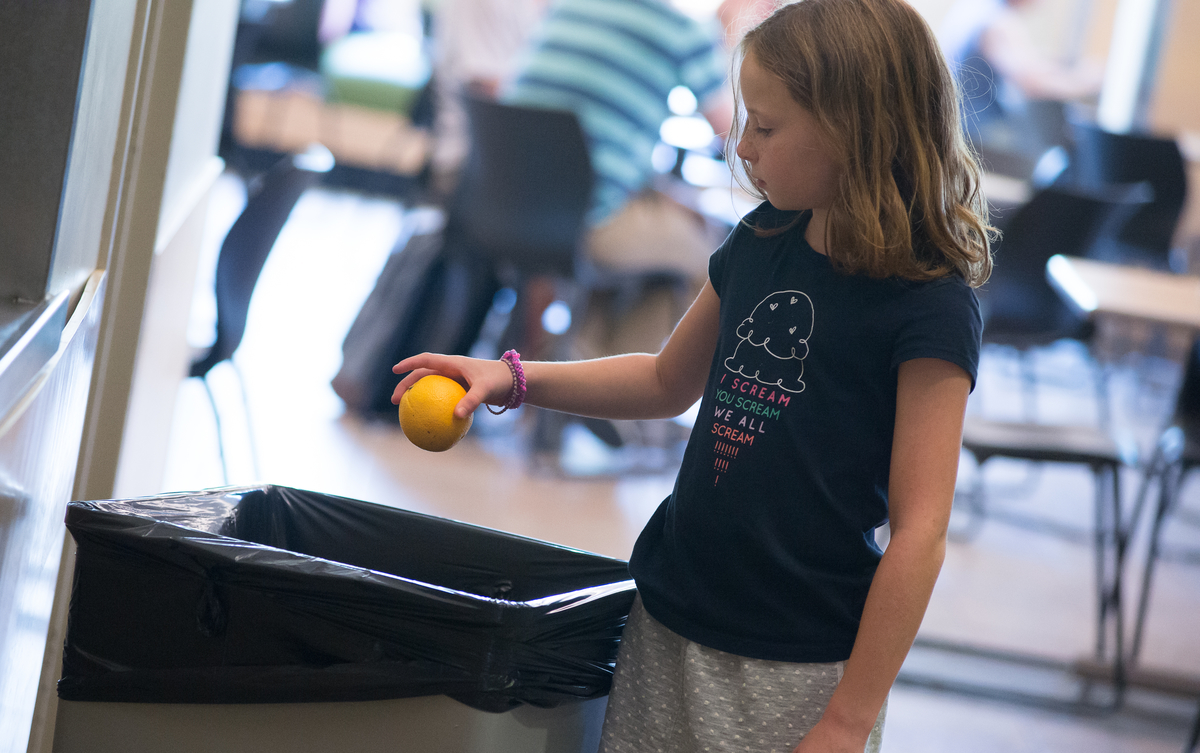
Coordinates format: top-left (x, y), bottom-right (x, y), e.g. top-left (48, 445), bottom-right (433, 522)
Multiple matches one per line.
top-left (598, 595), bottom-right (886, 753)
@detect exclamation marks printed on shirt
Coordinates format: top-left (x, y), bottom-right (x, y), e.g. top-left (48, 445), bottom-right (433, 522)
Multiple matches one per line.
top-left (713, 441), bottom-right (739, 484)
top-left (715, 441), bottom-right (740, 459)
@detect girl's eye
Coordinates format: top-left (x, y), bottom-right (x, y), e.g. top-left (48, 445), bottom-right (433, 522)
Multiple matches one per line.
top-left (756, 126), bottom-right (772, 136)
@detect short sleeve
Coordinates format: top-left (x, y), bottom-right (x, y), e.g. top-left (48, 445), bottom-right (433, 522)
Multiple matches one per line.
top-left (707, 221), bottom-right (743, 296)
top-left (890, 277), bottom-right (983, 391)
top-left (709, 203), bottom-right (788, 297)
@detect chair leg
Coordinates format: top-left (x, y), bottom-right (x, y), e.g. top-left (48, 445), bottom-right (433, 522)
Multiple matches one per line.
top-left (950, 456), bottom-right (989, 541)
top-left (1128, 444), bottom-right (1167, 553)
top-left (1131, 460), bottom-right (1180, 664)
top-left (1092, 463), bottom-right (1109, 659)
top-left (230, 360), bottom-right (262, 481)
top-left (1110, 462), bottom-right (1127, 699)
top-left (1018, 349), bottom-right (1039, 422)
top-left (528, 406), bottom-right (569, 473)
top-left (1091, 461), bottom-right (1126, 703)
top-left (200, 376), bottom-right (231, 486)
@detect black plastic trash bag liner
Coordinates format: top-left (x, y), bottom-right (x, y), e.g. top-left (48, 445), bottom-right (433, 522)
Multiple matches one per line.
top-left (59, 485), bottom-right (636, 711)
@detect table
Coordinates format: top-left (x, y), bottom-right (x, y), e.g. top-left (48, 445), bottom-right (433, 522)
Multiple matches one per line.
top-left (1046, 254), bottom-right (1200, 362)
top-left (1047, 254), bottom-right (1200, 330)
top-left (1045, 254), bottom-right (1200, 700)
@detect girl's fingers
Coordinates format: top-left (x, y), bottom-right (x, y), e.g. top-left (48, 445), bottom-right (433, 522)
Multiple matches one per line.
top-left (391, 353), bottom-right (463, 403)
top-left (390, 353), bottom-right (510, 416)
top-left (454, 387), bottom-right (486, 419)
top-left (392, 367), bottom-right (435, 404)
top-left (393, 352), bottom-right (457, 375)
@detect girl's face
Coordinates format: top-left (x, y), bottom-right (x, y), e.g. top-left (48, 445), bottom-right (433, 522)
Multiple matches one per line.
top-left (735, 53), bottom-right (842, 216)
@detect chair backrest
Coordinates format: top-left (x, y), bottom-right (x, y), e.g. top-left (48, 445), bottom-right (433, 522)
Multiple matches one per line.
top-left (251, 0), bottom-right (325, 69)
top-left (979, 184), bottom-right (1145, 346)
top-left (1066, 121), bottom-right (1187, 270)
top-left (189, 146), bottom-right (332, 378)
top-left (976, 99), bottom-right (1074, 183)
top-left (1025, 99), bottom-right (1072, 153)
top-left (448, 97), bottom-right (594, 278)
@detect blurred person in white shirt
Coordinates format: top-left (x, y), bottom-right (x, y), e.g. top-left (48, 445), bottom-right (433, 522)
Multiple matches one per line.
top-left (939, 0), bottom-right (1102, 156)
top-left (429, 0), bottom-right (550, 197)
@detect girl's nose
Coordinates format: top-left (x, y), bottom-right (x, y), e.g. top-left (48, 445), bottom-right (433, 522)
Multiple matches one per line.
top-left (735, 135), bottom-right (754, 162)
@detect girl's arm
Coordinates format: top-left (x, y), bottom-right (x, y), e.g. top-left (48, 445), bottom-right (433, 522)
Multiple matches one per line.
top-left (392, 280), bottom-right (722, 421)
top-left (794, 357), bottom-right (971, 753)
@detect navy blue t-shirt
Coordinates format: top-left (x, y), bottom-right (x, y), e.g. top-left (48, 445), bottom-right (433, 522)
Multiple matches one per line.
top-left (628, 204), bottom-right (982, 663)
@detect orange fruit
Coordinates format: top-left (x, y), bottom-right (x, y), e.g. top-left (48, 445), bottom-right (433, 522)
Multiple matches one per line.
top-left (398, 375), bottom-right (473, 452)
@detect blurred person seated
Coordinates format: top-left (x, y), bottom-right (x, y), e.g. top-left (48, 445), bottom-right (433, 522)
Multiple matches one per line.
top-left (503, 0), bottom-right (732, 286)
top-left (940, 0), bottom-right (1103, 169)
top-left (499, 0), bottom-right (734, 358)
top-left (428, 0), bottom-right (551, 198)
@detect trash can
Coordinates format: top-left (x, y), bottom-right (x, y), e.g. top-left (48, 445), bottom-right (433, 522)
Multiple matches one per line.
top-left (54, 485), bottom-right (635, 753)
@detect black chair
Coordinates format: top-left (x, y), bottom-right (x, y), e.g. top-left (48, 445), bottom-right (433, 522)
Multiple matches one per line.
top-left (1065, 121), bottom-right (1188, 272)
top-left (977, 184), bottom-right (1147, 423)
top-left (190, 144), bottom-right (333, 482)
top-left (447, 98), bottom-right (597, 458)
top-left (450, 97), bottom-right (594, 283)
top-left (955, 412), bottom-right (1134, 710)
top-left (452, 96), bottom-right (694, 334)
top-left (980, 187), bottom-right (1106, 345)
top-left (951, 185), bottom-right (1156, 707)
top-left (972, 99), bottom-right (1073, 193)
top-left (449, 97), bottom-right (688, 460)
top-left (1026, 99), bottom-right (1074, 155)
top-left (957, 413), bottom-right (1133, 699)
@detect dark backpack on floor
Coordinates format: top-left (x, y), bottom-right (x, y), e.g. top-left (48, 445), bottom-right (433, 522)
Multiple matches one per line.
top-left (333, 223), bottom-right (498, 418)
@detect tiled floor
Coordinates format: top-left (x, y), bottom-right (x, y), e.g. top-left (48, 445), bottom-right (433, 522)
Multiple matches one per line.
top-left (161, 172), bottom-right (1200, 751)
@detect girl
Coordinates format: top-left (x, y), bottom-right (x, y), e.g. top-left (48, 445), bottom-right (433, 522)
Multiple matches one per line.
top-left (393, 0), bottom-right (992, 750)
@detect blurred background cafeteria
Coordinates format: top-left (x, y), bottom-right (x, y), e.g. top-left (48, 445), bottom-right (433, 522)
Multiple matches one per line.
top-left (2, 0), bottom-right (1200, 751)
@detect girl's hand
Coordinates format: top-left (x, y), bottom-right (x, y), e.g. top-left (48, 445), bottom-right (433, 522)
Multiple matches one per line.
top-left (391, 353), bottom-right (514, 419)
top-left (792, 718), bottom-right (869, 753)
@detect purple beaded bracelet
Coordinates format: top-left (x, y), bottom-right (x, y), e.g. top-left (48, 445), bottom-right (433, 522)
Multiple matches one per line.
top-left (487, 350), bottom-right (526, 415)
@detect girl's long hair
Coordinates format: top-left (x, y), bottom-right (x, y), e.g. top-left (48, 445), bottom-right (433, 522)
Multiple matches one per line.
top-left (732, 0), bottom-right (994, 287)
